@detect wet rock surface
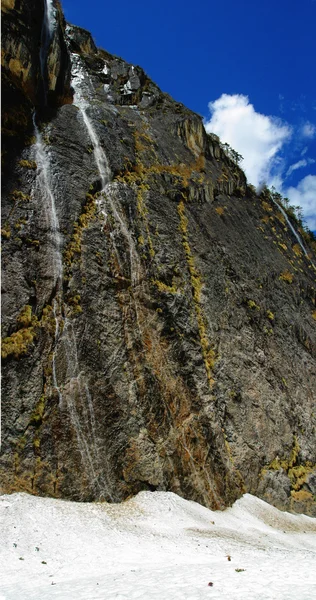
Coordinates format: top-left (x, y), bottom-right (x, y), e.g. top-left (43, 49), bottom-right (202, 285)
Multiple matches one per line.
top-left (1, 0), bottom-right (316, 515)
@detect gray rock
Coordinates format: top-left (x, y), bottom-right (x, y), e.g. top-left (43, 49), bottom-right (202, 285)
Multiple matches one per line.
top-left (1, 0), bottom-right (315, 517)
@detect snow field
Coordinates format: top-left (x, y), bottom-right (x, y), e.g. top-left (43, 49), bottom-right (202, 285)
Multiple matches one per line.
top-left (0, 491), bottom-right (315, 599)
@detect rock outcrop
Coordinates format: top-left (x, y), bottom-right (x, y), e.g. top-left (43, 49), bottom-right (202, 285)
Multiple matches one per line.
top-left (1, 0), bottom-right (316, 515)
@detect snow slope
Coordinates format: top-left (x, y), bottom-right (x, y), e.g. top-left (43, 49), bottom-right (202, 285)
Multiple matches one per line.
top-left (0, 491), bottom-right (316, 599)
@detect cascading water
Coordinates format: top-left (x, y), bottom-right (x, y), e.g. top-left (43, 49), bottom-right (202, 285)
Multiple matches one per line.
top-left (34, 0), bottom-right (64, 416)
top-left (70, 53), bottom-right (142, 287)
top-left (40, 0), bottom-right (55, 104)
top-left (32, 7), bottom-right (113, 499)
top-left (52, 299), bottom-right (63, 404)
top-left (180, 430), bottom-right (220, 507)
top-left (56, 318), bottom-right (113, 497)
top-left (70, 54), bottom-right (110, 224)
top-left (32, 122), bottom-right (110, 495)
top-left (271, 197), bottom-right (314, 265)
top-left (49, 300), bottom-right (113, 497)
top-left (32, 118), bottom-right (66, 424)
top-left (33, 114), bottom-right (63, 289)
top-left (35, 2), bottom-right (61, 283)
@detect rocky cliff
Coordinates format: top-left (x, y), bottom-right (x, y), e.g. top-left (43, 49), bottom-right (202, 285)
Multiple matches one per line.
top-left (2, 0), bottom-right (316, 515)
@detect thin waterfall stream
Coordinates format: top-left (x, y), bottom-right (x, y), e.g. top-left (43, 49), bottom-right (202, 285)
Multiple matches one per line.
top-left (32, 115), bottom-right (64, 410)
top-left (271, 197), bottom-right (315, 266)
top-left (33, 114), bottom-right (63, 289)
top-left (40, 0), bottom-right (55, 103)
top-left (33, 4), bottom-right (112, 498)
top-left (70, 53), bottom-right (142, 287)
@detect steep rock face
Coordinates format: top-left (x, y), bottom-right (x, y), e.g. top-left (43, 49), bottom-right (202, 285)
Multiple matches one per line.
top-left (2, 0), bottom-right (44, 104)
top-left (1, 1), bottom-right (316, 515)
top-left (1, 0), bottom-right (71, 107)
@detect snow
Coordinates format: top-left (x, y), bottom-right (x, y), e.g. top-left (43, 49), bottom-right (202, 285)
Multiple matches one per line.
top-left (1, 491), bottom-right (315, 599)
top-left (123, 80), bottom-right (133, 93)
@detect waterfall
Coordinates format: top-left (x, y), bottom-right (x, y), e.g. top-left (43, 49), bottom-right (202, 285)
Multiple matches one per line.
top-left (71, 53), bottom-right (141, 286)
top-left (40, 0), bottom-right (55, 102)
top-left (33, 114), bottom-right (63, 289)
top-left (79, 110), bottom-right (111, 190)
top-left (49, 298), bottom-right (113, 498)
top-left (52, 299), bottom-right (63, 405)
top-left (32, 122), bottom-right (110, 495)
top-left (32, 12), bottom-right (113, 499)
top-left (70, 55), bottom-right (110, 224)
top-left (271, 197), bottom-right (314, 264)
top-left (55, 318), bottom-right (113, 498)
top-left (45, 0), bottom-right (55, 36)
top-left (32, 119), bottom-right (109, 496)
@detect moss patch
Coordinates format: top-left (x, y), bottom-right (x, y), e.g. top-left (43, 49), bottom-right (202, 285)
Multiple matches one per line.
top-left (261, 436), bottom-right (315, 498)
top-left (19, 159), bottom-right (37, 170)
top-left (1, 305), bottom-right (39, 359)
top-left (63, 193), bottom-right (97, 276)
top-left (177, 200), bottom-right (215, 387)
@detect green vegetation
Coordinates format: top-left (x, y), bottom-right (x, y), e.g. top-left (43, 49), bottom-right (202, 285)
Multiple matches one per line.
top-left (19, 159), bottom-right (37, 170)
top-left (117, 130), bottom-right (206, 191)
top-left (261, 435), bottom-right (315, 500)
top-left (1, 226), bottom-right (11, 239)
top-left (220, 141), bottom-right (243, 165)
top-left (290, 489), bottom-right (314, 504)
top-left (262, 200), bottom-right (273, 213)
top-left (116, 126), bottom-right (206, 263)
top-left (63, 193), bottom-right (97, 274)
top-left (292, 243), bottom-right (302, 257)
top-left (276, 211), bottom-right (286, 226)
top-left (261, 186), bottom-right (316, 250)
top-left (17, 305), bottom-right (33, 327)
top-left (1, 327), bottom-right (37, 359)
top-left (30, 395), bottom-right (45, 426)
top-left (262, 436), bottom-right (300, 474)
top-left (215, 206), bottom-right (225, 216)
top-left (279, 270), bottom-right (294, 284)
top-left (67, 293), bottom-right (82, 314)
top-left (247, 299), bottom-right (260, 311)
top-left (40, 305), bottom-right (55, 334)
top-left (1, 300), bottom-right (63, 360)
top-left (136, 182), bottom-right (155, 258)
top-left (278, 242), bottom-right (288, 251)
top-left (1, 305), bottom-right (39, 359)
top-left (178, 200), bottom-right (215, 387)
top-left (152, 279), bottom-right (178, 294)
top-left (11, 190), bottom-right (31, 202)
top-left (25, 238), bottom-right (40, 248)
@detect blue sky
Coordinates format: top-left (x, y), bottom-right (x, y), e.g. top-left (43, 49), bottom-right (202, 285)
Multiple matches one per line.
top-left (62, 0), bottom-right (316, 230)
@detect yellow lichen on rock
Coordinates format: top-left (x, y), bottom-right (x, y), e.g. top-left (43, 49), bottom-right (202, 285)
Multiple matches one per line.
top-left (8, 57), bottom-right (31, 82)
top-left (1, 0), bottom-right (15, 12)
top-left (177, 200), bottom-right (215, 387)
top-left (1, 327), bottom-right (37, 359)
top-left (1, 305), bottom-right (39, 359)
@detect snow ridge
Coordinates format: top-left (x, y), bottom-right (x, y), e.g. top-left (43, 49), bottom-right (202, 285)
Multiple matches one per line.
top-left (1, 491), bottom-right (315, 599)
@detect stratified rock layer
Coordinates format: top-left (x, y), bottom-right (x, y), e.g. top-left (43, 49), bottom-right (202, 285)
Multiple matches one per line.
top-left (1, 0), bottom-right (316, 515)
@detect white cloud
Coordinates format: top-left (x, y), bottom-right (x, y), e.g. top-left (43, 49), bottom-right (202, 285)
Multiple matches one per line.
top-left (205, 94), bottom-right (292, 187)
top-left (301, 121), bottom-right (316, 138)
top-left (286, 158), bottom-right (315, 177)
top-left (204, 94), bottom-right (316, 230)
top-left (285, 175), bottom-right (316, 231)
